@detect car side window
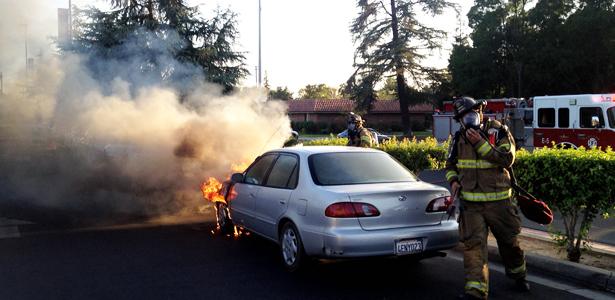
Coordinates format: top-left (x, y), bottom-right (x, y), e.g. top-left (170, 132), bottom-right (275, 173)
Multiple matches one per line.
top-left (265, 155), bottom-right (298, 189)
top-left (244, 154), bottom-right (277, 185)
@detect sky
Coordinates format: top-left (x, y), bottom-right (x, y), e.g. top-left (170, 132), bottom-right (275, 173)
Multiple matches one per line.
top-left (36, 0), bottom-right (472, 96)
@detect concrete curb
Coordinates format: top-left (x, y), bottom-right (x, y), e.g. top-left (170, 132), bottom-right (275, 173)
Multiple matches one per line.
top-left (482, 232), bottom-right (615, 294)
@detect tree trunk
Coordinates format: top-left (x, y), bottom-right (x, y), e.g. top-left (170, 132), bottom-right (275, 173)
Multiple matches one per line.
top-left (390, 0), bottom-right (411, 136)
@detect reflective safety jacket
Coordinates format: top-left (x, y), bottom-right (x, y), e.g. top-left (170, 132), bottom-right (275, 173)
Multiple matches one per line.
top-left (445, 119), bottom-right (515, 202)
top-left (347, 127), bottom-right (374, 147)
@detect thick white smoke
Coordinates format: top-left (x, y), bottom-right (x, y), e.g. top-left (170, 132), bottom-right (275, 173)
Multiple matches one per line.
top-left (0, 1), bottom-right (291, 224)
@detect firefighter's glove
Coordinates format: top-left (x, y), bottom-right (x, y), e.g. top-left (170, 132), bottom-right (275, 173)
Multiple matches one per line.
top-left (451, 181), bottom-right (461, 197)
top-left (465, 128), bottom-right (483, 145)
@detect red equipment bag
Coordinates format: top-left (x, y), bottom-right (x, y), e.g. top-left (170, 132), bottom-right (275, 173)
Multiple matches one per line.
top-left (515, 193), bottom-right (553, 225)
top-left (508, 168), bottom-right (554, 225)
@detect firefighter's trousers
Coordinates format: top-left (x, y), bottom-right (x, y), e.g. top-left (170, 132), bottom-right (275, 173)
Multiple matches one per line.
top-left (459, 198), bottom-right (526, 299)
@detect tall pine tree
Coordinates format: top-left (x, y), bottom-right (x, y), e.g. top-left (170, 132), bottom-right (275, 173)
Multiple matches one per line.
top-left (348, 0), bottom-right (453, 134)
top-left (66, 0), bottom-right (247, 93)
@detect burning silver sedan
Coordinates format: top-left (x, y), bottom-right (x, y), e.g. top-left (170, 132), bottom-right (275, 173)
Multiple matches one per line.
top-left (214, 146), bottom-right (459, 271)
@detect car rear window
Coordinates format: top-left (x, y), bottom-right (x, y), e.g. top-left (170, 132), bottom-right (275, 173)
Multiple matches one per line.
top-left (308, 152), bottom-right (416, 185)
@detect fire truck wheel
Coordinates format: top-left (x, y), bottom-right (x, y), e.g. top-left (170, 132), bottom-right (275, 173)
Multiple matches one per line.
top-left (279, 222), bottom-right (308, 272)
top-left (556, 142), bottom-right (578, 149)
top-left (215, 202), bottom-right (233, 234)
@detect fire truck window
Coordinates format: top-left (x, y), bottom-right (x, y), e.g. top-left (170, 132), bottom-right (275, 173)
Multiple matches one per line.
top-left (608, 107), bottom-right (615, 129)
top-left (580, 107), bottom-right (605, 128)
top-left (244, 154), bottom-right (277, 185)
top-left (558, 108), bottom-right (569, 128)
top-left (538, 108), bottom-right (555, 127)
top-left (265, 155), bottom-right (298, 189)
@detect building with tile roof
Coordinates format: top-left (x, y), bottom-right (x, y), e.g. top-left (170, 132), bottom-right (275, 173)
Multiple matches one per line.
top-left (287, 99), bottom-right (434, 132)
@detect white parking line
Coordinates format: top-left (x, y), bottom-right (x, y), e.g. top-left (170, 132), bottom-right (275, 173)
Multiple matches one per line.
top-left (447, 251), bottom-right (615, 300)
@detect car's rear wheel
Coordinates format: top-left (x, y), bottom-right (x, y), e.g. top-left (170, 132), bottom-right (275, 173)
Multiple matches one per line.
top-left (279, 222), bottom-right (307, 272)
top-left (215, 202), bottom-right (233, 234)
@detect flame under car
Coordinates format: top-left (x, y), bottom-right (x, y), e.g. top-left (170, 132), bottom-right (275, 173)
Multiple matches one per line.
top-left (214, 146), bottom-right (459, 271)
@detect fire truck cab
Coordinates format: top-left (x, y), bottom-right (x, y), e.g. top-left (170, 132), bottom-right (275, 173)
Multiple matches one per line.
top-left (529, 94), bottom-right (615, 149)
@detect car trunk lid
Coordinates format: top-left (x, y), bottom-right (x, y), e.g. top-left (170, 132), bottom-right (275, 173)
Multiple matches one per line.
top-left (324, 181), bottom-right (449, 231)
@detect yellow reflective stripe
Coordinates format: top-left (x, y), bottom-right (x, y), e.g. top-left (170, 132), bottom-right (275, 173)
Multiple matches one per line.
top-left (498, 143), bottom-right (511, 151)
top-left (465, 281), bottom-right (488, 293)
top-left (461, 189), bottom-right (512, 202)
top-left (360, 135), bottom-right (372, 142)
top-left (477, 141), bottom-right (492, 156)
top-left (457, 159), bottom-right (497, 169)
top-left (446, 170), bottom-right (459, 181)
top-left (509, 262), bottom-right (526, 274)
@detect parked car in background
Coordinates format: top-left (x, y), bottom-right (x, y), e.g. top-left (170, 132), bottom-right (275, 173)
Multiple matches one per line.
top-left (214, 146), bottom-right (458, 271)
top-left (337, 128), bottom-right (391, 144)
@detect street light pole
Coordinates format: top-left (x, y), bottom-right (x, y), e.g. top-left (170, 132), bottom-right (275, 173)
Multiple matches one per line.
top-left (68, 0), bottom-right (72, 42)
top-left (258, 0), bottom-right (262, 87)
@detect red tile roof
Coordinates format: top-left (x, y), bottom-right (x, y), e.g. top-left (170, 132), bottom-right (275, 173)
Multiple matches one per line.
top-left (287, 99), bottom-right (354, 113)
top-left (287, 99), bottom-right (433, 113)
top-left (371, 101), bottom-right (433, 113)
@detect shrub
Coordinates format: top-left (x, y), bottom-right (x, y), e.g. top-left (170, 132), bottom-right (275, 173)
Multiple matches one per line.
top-left (379, 137), bottom-right (448, 174)
top-left (303, 136), bottom-right (348, 146)
top-left (410, 121), bottom-right (426, 132)
top-left (514, 146), bottom-right (615, 262)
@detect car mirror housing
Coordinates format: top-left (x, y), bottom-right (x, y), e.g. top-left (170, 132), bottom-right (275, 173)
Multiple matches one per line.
top-left (230, 173), bottom-right (244, 183)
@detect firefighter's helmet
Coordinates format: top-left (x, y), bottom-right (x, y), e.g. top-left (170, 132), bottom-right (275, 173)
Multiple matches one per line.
top-left (348, 112), bottom-right (364, 125)
top-left (453, 97), bottom-right (486, 120)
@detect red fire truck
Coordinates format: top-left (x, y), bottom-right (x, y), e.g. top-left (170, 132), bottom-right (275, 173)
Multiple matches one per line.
top-left (433, 94), bottom-right (615, 150)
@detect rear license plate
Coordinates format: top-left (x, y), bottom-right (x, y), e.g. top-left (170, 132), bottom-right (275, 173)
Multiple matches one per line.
top-left (395, 239), bottom-right (423, 255)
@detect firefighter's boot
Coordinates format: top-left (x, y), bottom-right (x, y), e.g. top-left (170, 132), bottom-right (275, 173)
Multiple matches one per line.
top-left (515, 278), bottom-right (530, 292)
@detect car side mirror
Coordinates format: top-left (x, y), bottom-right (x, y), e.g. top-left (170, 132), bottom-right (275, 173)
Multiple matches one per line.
top-left (230, 173), bottom-right (244, 183)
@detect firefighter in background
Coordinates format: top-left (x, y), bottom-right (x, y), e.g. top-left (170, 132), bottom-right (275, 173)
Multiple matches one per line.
top-left (446, 97), bottom-right (529, 299)
top-left (346, 112), bottom-right (373, 147)
top-left (283, 131), bottom-right (300, 147)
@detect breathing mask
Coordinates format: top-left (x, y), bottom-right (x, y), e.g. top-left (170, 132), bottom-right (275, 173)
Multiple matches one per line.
top-left (461, 111), bottom-right (481, 130)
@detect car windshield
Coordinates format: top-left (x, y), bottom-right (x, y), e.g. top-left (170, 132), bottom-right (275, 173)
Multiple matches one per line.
top-left (608, 107), bottom-right (615, 129)
top-left (308, 152), bottom-right (417, 185)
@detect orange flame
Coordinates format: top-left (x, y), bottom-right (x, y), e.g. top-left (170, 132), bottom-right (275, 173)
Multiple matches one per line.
top-left (200, 177), bottom-right (225, 203)
top-left (200, 161), bottom-right (250, 204)
top-left (231, 162), bottom-right (250, 173)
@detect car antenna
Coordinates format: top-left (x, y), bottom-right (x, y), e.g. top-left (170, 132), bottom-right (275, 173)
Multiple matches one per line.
top-left (259, 120), bottom-right (286, 153)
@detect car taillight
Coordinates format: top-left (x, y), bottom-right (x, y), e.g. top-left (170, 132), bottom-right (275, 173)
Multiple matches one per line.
top-left (325, 202), bottom-right (380, 218)
top-left (426, 196), bottom-right (453, 213)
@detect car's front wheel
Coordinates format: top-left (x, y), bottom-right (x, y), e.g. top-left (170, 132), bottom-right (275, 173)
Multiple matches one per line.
top-left (215, 202), bottom-right (233, 234)
top-left (279, 222), bottom-right (307, 272)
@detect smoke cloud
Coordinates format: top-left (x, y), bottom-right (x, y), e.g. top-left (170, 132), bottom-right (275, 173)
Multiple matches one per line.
top-left (0, 1), bottom-right (291, 225)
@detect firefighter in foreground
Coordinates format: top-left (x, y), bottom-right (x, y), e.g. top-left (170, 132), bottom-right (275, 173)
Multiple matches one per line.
top-left (446, 97), bottom-right (529, 299)
top-left (346, 112), bottom-right (373, 147)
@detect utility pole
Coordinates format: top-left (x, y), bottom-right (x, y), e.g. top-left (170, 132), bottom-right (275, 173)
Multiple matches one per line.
top-left (0, 72), bottom-right (3, 96)
top-left (69, 0), bottom-right (72, 41)
top-left (258, 0), bottom-right (262, 87)
top-left (24, 24), bottom-right (28, 75)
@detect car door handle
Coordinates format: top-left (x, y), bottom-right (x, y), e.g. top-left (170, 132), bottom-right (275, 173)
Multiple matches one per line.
top-left (578, 134), bottom-right (586, 138)
top-left (249, 193), bottom-right (256, 198)
top-left (279, 200), bottom-right (286, 204)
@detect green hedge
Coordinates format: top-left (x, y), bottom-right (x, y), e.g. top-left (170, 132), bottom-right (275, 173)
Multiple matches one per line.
top-left (304, 136), bottom-right (449, 174)
top-left (514, 146), bottom-right (615, 261)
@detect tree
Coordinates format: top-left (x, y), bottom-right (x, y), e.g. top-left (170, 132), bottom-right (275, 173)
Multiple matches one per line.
top-left (67, 0), bottom-right (247, 93)
top-left (449, 0), bottom-right (615, 98)
top-left (298, 84), bottom-right (339, 99)
top-left (349, 0), bottom-right (454, 134)
top-left (269, 87), bottom-right (293, 101)
top-left (376, 77), bottom-right (398, 100)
